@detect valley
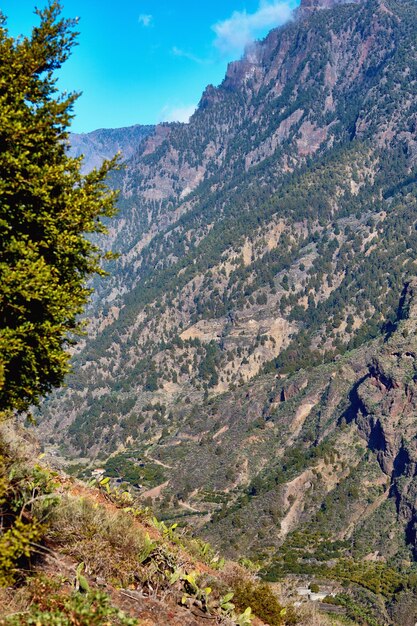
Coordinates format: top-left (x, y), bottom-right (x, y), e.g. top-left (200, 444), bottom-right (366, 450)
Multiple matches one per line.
top-left (33, 0), bottom-right (417, 622)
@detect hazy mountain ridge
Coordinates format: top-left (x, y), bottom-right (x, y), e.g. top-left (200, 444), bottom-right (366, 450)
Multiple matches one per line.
top-left (69, 124), bottom-right (154, 174)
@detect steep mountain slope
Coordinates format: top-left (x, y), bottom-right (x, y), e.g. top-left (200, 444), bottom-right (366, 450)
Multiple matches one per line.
top-left (72, 278), bottom-right (415, 574)
top-left (1, 425), bottom-right (312, 626)
top-left (37, 0), bottom-right (417, 610)
top-left (41, 0), bottom-right (417, 453)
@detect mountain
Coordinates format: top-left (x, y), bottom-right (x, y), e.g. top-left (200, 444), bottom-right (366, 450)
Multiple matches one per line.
top-left (68, 124), bottom-right (154, 174)
top-left (37, 0), bottom-right (417, 620)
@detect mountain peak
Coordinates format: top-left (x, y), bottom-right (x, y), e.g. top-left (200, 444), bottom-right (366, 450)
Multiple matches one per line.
top-left (298, 0), bottom-right (360, 14)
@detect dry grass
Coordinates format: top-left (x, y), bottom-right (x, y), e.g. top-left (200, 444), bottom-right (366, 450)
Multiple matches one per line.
top-left (48, 495), bottom-right (148, 587)
top-left (0, 588), bottom-right (26, 618)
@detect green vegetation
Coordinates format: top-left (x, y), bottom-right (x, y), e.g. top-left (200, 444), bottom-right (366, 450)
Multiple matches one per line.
top-left (232, 579), bottom-right (294, 625)
top-left (0, 2), bottom-right (117, 415)
top-left (103, 451), bottom-right (165, 488)
top-left (2, 579), bottom-right (137, 626)
top-left (324, 594), bottom-right (382, 626)
top-left (0, 442), bottom-right (58, 586)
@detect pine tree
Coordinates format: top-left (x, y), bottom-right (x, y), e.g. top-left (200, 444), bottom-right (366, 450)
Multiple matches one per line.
top-left (0, 2), bottom-right (118, 414)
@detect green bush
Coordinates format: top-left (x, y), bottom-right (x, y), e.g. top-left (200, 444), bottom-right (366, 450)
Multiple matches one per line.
top-left (233, 580), bottom-right (297, 625)
top-left (0, 439), bottom-right (59, 586)
top-left (3, 577), bottom-right (137, 625)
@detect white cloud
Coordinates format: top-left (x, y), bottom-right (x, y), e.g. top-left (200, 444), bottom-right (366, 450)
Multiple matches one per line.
top-left (172, 46), bottom-right (208, 65)
top-left (159, 104), bottom-right (197, 124)
top-left (138, 14), bottom-right (153, 27)
top-left (212, 0), bottom-right (293, 55)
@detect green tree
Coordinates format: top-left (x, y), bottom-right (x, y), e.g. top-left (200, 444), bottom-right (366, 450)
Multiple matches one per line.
top-left (0, 2), bottom-right (118, 415)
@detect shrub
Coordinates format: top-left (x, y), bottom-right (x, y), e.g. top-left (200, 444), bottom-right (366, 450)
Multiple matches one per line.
top-left (232, 578), bottom-right (297, 625)
top-left (0, 436), bottom-right (59, 586)
top-left (2, 576), bottom-right (137, 625)
top-left (49, 495), bottom-right (149, 587)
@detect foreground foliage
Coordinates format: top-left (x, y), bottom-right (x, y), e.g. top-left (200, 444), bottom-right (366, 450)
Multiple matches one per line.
top-left (0, 433), bottom-right (58, 586)
top-left (0, 432), bottom-right (309, 625)
top-left (0, 1), bottom-right (117, 415)
top-left (2, 579), bottom-right (137, 626)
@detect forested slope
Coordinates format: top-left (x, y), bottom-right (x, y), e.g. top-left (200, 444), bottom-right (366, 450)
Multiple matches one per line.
top-left (36, 2), bottom-right (417, 620)
top-left (41, 0), bottom-right (417, 451)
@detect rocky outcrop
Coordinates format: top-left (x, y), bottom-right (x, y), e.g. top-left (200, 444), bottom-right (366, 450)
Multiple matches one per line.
top-left (355, 280), bottom-right (417, 547)
top-left (280, 379), bottom-right (308, 402)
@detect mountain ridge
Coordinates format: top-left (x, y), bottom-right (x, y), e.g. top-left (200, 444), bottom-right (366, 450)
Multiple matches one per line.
top-left (68, 124), bottom-right (154, 174)
top-left (44, 0), bottom-right (417, 464)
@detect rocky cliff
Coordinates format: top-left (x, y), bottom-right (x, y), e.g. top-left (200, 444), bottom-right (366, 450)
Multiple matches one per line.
top-left (355, 280), bottom-right (417, 552)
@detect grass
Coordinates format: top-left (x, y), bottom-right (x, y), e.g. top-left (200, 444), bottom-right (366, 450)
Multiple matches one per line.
top-left (0, 576), bottom-right (137, 625)
top-left (48, 495), bottom-right (150, 587)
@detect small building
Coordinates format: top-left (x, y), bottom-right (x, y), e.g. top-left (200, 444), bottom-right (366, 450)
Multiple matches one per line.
top-left (91, 468), bottom-right (105, 478)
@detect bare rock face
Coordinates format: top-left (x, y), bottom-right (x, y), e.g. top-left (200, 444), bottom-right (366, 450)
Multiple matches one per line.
top-left (355, 280), bottom-right (417, 547)
top-left (280, 379), bottom-right (308, 402)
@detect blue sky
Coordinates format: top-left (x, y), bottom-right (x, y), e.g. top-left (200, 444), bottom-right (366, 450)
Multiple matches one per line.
top-left (3, 1), bottom-right (299, 133)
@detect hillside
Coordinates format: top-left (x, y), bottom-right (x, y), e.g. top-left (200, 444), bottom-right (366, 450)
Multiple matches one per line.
top-left (2, 426), bottom-right (320, 626)
top-left (35, 0), bottom-right (417, 622)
